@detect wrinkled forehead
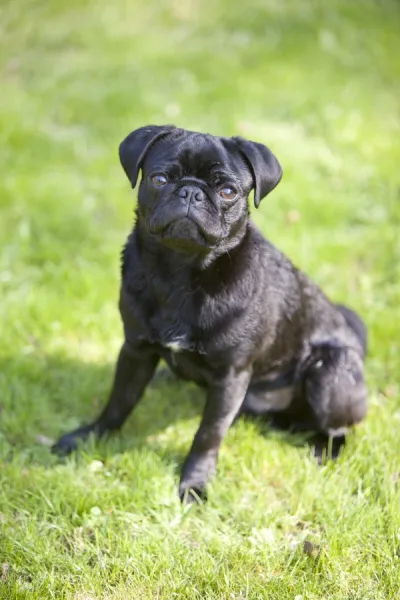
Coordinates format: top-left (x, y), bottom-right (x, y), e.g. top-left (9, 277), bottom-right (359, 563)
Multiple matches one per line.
top-left (143, 132), bottom-right (249, 181)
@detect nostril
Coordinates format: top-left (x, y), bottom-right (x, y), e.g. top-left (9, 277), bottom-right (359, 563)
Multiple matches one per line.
top-left (178, 186), bottom-right (204, 202)
top-left (194, 191), bottom-right (204, 202)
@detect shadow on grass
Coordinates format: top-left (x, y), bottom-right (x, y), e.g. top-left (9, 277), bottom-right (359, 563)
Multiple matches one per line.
top-left (242, 413), bottom-right (346, 464)
top-left (0, 353), bottom-right (345, 470)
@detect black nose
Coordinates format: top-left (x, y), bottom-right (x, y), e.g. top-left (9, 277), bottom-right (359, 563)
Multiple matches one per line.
top-left (178, 185), bottom-right (205, 202)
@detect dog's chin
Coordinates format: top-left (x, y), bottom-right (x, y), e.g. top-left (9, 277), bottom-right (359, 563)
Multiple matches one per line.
top-left (160, 219), bottom-right (212, 254)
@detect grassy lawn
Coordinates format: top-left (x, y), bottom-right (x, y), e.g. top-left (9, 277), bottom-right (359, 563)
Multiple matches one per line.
top-left (1, 0), bottom-right (400, 597)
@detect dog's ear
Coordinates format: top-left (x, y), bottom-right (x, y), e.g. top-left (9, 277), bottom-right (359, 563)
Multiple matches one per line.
top-left (232, 137), bottom-right (282, 208)
top-left (119, 125), bottom-right (176, 188)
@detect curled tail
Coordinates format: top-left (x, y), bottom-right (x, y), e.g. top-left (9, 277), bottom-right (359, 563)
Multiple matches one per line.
top-left (336, 303), bottom-right (368, 357)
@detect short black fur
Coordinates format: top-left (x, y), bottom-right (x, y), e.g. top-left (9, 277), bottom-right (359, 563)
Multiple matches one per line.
top-left (53, 125), bottom-right (368, 502)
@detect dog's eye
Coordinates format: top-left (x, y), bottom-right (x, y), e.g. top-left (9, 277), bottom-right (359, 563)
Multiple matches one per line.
top-left (219, 187), bottom-right (236, 200)
top-left (151, 174), bottom-right (168, 187)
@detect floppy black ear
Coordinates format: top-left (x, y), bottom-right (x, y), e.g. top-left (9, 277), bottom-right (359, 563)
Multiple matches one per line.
top-left (233, 137), bottom-right (282, 208)
top-left (119, 125), bottom-right (176, 188)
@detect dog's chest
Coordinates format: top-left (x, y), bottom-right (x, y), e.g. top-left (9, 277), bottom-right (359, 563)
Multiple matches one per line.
top-left (159, 341), bottom-right (214, 387)
top-left (130, 262), bottom-right (247, 371)
top-left (149, 300), bottom-right (198, 352)
top-left (148, 298), bottom-right (225, 384)
top-left (147, 281), bottom-right (208, 351)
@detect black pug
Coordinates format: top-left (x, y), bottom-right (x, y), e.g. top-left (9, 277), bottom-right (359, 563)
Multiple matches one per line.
top-left (53, 125), bottom-right (368, 502)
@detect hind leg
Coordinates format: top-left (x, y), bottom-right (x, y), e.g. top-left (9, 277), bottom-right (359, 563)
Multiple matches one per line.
top-left (302, 342), bottom-right (368, 436)
top-left (241, 344), bottom-right (367, 462)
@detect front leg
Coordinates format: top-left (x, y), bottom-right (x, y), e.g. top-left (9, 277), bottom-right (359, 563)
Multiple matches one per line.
top-left (179, 368), bottom-right (251, 503)
top-left (53, 341), bottom-right (159, 455)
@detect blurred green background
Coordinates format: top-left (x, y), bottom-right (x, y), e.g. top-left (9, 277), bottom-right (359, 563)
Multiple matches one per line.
top-left (1, 0), bottom-right (400, 598)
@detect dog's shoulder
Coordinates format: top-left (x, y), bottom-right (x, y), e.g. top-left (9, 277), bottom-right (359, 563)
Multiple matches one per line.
top-left (245, 221), bottom-right (302, 294)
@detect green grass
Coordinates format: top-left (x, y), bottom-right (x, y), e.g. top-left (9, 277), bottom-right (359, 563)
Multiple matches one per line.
top-left (1, 0), bottom-right (400, 597)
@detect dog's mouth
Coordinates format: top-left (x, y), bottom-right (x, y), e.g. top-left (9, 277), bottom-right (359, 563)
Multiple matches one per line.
top-left (160, 218), bottom-right (211, 253)
top-left (163, 218), bottom-right (202, 240)
top-left (147, 198), bottom-right (224, 254)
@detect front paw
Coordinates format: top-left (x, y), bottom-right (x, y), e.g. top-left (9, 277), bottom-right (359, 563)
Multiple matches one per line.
top-left (52, 434), bottom-right (78, 456)
top-left (51, 424), bottom-right (97, 456)
top-left (179, 452), bottom-right (217, 503)
top-left (178, 483), bottom-right (208, 504)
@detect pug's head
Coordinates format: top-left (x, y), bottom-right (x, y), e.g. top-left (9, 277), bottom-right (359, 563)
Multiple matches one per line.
top-left (119, 125), bottom-right (282, 255)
